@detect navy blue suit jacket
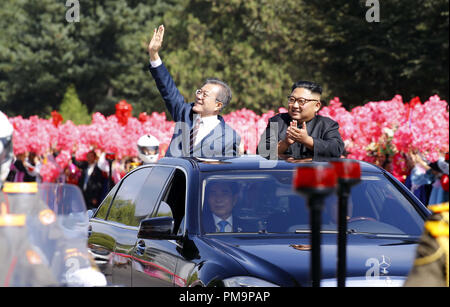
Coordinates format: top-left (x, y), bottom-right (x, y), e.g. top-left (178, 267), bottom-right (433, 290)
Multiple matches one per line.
top-left (149, 63), bottom-right (241, 158)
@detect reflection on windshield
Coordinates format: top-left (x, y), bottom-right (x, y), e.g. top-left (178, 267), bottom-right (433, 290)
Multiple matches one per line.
top-left (201, 172), bottom-right (424, 236)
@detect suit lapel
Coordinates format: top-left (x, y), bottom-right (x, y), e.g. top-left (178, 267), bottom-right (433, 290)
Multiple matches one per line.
top-left (192, 116), bottom-right (229, 154)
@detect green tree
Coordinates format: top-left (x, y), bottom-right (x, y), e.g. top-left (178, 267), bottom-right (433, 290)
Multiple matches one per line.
top-left (0, 0), bottom-right (175, 117)
top-left (0, 0), bottom-right (447, 116)
top-left (59, 84), bottom-right (91, 125)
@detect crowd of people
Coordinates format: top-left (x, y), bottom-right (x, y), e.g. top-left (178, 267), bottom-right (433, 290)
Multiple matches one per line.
top-left (4, 134), bottom-right (162, 210)
top-left (404, 151), bottom-right (449, 206)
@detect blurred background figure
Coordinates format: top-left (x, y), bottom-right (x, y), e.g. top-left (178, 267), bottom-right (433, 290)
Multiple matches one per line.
top-left (405, 152), bottom-right (449, 206)
top-left (137, 134), bottom-right (160, 164)
top-left (0, 111), bottom-right (14, 188)
top-left (404, 152), bottom-right (433, 206)
top-left (404, 202), bottom-right (448, 287)
top-left (23, 151), bottom-right (42, 182)
top-left (64, 163), bottom-right (81, 185)
top-left (427, 153), bottom-right (449, 205)
top-left (72, 150), bottom-right (104, 210)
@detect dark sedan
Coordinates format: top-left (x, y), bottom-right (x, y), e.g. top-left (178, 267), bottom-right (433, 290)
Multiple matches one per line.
top-left (87, 155), bottom-right (429, 287)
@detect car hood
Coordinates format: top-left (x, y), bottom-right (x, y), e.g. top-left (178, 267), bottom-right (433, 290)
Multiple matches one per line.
top-left (202, 233), bottom-right (418, 287)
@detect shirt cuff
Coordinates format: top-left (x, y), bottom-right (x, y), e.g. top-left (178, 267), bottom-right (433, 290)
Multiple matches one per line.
top-left (149, 58), bottom-right (162, 68)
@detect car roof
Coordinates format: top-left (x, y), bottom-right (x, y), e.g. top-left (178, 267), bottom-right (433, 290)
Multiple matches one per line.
top-left (158, 155), bottom-right (383, 173)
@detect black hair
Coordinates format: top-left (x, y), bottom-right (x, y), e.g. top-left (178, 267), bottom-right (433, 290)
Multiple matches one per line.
top-left (291, 80), bottom-right (323, 95)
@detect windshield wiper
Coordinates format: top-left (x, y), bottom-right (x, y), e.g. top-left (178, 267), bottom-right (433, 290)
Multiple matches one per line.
top-left (294, 229), bottom-right (358, 234)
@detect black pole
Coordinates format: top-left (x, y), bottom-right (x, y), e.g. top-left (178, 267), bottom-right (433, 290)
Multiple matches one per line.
top-left (309, 196), bottom-right (325, 287)
top-left (308, 194), bottom-right (324, 287)
top-left (337, 185), bottom-right (350, 287)
top-left (294, 163), bottom-right (337, 288)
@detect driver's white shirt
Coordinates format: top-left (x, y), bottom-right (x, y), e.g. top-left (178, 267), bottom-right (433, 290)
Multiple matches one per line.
top-left (212, 214), bottom-right (233, 233)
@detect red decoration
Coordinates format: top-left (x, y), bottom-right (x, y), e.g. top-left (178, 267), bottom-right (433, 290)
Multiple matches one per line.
top-left (115, 100), bottom-right (133, 126)
top-left (294, 165), bottom-right (337, 190)
top-left (330, 160), bottom-right (361, 181)
top-left (138, 112), bottom-right (149, 123)
top-left (441, 174), bottom-right (449, 192)
top-left (408, 96), bottom-right (422, 108)
top-left (51, 111), bottom-right (63, 127)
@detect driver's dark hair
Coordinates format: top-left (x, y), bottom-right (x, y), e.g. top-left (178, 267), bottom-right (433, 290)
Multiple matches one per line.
top-left (291, 80), bottom-right (322, 95)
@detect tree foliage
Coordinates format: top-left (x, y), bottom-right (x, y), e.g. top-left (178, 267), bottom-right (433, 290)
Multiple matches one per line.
top-left (59, 84), bottom-right (90, 125)
top-left (0, 0), bottom-right (448, 117)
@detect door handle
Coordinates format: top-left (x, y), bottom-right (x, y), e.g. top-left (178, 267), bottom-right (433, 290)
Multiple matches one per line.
top-left (135, 240), bottom-right (146, 256)
top-left (88, 225), bottom-right (92, 238)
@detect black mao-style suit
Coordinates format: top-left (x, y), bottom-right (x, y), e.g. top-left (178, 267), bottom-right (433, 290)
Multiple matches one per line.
top-left (257, 113), bottom-right (345, 160)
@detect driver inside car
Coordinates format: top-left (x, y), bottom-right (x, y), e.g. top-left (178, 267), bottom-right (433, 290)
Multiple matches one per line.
top-left (202, 181), bottom-right (255, 233)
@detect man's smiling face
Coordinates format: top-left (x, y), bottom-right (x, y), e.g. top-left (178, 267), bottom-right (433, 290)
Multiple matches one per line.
top-left (192, 83), bottom-right (223, 117)
top-left (288, 87), bottom-right (321, 123)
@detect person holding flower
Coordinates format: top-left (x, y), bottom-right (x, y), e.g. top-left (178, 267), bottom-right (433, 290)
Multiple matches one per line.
top-left (147, 25), bottom-right (241, 158)
top-left (257, 81), bottom-right (345, 160)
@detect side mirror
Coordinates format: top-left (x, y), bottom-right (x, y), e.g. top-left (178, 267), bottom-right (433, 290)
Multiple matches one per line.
top-left (138, 217), bottom-right (179, 240)
top-left (87, 209), bottom-right (96, 219)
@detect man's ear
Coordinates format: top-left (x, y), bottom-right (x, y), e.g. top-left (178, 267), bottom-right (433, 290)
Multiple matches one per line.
top-left (314, 100), bottom-right (322, 112)
top-left (215, 101), bottom-right (223, 112)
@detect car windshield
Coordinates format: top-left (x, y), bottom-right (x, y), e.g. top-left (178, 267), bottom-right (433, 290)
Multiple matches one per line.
top-left (201, 171), bottom-right (424, 236)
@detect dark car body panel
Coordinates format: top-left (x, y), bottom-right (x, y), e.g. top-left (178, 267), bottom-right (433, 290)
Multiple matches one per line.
top-left (88, 156), bottom-right (429, 287)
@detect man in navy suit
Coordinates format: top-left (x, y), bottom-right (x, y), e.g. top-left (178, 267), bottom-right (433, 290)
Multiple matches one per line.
top-left (202, 181), bottom-right (253, 233)
top-left (148, 25), bottom-right (241, 158)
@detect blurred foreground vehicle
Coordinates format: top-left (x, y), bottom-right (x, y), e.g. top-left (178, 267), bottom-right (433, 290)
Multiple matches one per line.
top-left (0, 182), bottom-right (106, 287)
top-left (88, 156), bottom-right (429, 287)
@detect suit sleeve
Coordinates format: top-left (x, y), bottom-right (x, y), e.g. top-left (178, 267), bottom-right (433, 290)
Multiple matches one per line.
top-left (312, 120), bottom-right (345, 158)
top-left (149, 63), bottom-right (191, 122)
top-left (257, 117), bottom-right (281, 158)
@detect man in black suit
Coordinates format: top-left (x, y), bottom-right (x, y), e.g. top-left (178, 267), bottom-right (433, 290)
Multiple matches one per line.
top-left (147, 25), bottom-right (241, 158)
top-left (72, 151), bottom-right (105, 210)
top-left (202, 181), bottom-right (250, 233)
top-left (257, 81), bottom-right (345, 160)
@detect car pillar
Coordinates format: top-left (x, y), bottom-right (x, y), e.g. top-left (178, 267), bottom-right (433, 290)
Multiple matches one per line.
top-left (293, 163), bottom-right (337, 287)
top-left (330, 159), bottom-right (361, 287)
top-left (106, 153), bottom-right (115, 192)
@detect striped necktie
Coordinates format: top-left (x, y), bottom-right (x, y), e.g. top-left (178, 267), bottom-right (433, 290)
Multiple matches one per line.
top-left (190, 117), bottom-right (202, 150)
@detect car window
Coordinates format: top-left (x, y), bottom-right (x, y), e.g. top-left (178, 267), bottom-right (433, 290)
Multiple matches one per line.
top-left (201, 171), bottom-right (424, 236)
top-left (95, 183), bottom-right (119, 220)
top-left (159, 169), bottom-right (187, 235)
top-left (155, 201), bottom-right (173, 218)
top-left (134, 166), bottom-right (174, 222)
top-left (107, 167), bottom-right (152, 226)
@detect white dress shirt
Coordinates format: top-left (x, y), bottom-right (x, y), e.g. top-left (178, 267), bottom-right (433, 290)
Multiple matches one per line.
top-left (150, 58), bottom-right (163, 68)
top-left (212, 214), bottom-right (233, 233)
top-left (192, 114), bottom-right (220, 146)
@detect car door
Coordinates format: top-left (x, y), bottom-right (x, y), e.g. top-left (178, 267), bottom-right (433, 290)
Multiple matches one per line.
top-left (88, 182), bottom-right (120, 285)
top-left (88, 166), bottom-right (153, 286)
top-left (132, 167), bottom-right (187, 287)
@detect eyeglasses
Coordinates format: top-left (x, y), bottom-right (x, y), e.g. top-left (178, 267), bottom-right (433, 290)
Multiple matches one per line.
top-left (196, 89), bottom-right (211, 99)
top-left (287, 96), bottom-right (319, 106)
top-left (196, 89), bottom-right (222, 103)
